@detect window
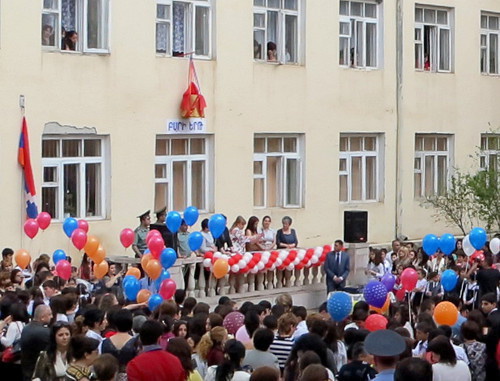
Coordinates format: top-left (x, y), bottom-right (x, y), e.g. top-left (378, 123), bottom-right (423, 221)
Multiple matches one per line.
top-left (42, 136), bottom-right (108, 220)
top-left (41, 0), bottom-right (109, 52)
top-left (480, 134), bottom-right (500, 171)
top-left (339, 1), bottom-right (380, 68)
top-left (253, 0), bottom-right (301, 64)
top-left (253, 135), bottom-right (303, 208)
top-left (414, 134), bottom-right (453, 198)
top-left (481, 13), bottom-right (499, 74)
top-left (155, 136), bottom-right (212, 212)
top-left (415, 5), bottom-right (452, 72)
top-left (339, 134), bottom-right (382, 202)
top-left (156, 0), bottom-right (212, 58)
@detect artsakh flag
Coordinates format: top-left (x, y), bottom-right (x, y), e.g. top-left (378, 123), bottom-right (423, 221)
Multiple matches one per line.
top-left (180, 58), bottom-right (207, 118)
top-left (18, 117), bottom-right (39, 219)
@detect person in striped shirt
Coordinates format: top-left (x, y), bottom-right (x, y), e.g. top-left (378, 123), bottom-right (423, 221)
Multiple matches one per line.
top-left (269, 312), bottom-right (298, 372)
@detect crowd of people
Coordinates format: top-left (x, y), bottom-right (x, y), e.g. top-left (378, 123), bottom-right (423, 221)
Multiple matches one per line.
top-left (0, 232), bottom-right (498, 381)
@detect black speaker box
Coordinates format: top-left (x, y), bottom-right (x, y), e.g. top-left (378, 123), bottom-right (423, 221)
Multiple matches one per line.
top-left (344, 211), bottom-right (368, 243)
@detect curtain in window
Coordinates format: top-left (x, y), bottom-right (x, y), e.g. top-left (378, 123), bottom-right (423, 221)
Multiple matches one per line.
top-left (173, 2), bottom-right (186, 55)
top-left (62, 0), bottom-right (76, 32)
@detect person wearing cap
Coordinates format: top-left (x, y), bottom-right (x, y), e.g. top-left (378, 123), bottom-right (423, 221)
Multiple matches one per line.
top-left (364, 329), bottom-right (406, 381)
top-left (150, 206), bottom-right (178, 251)
top-left (133, 210), bottom-right (150, 258)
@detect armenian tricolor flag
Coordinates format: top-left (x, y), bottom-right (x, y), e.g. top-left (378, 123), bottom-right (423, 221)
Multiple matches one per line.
top-left (18, 117), bottom-right (38, 218)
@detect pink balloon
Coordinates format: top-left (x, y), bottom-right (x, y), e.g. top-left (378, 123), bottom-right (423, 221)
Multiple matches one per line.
top-left (146, 230), bottom-right (161, 243)
top-left (148, 236), bottom-right (164, 259)
top-left (71, 228), bottom-right (88, 250)
top-left (36, 212), bottom-right (52, 230)
top-left (159, 278), bottom-right (176, 300)
top-left (24, 219), bottom-right (39, 239)
top-left (120, 228), bottom-right (135, 248)
top-left (400, 268), bottom-right (418, 291)
top-left (56, 259), bottom-right (72, 280)
top-left (77, 219), bottom-right (89, 233)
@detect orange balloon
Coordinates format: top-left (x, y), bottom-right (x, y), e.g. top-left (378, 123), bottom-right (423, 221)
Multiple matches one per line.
top-left (90, 245), bottom-right (106, 264)
top-left (137, 289), bottom-right (152, 304)
top-left (213, 258), bottom-right (229, 279)
top-left (84, 235), bottom-right (100, 256)
top-left (126, 267), bottom-right (141, 280)
top-left (94, 261), bottom-right (109, 279)
top-left (145, 259), bottom-right (162, 280)
top-left (14, 249), bottom-right (31, 270)
top-left (370, 295), bottom-right (391, 315)
top-left (434, 301), bottom-right (458, 326)
top-left (141, 253), bottom-right (152, 269)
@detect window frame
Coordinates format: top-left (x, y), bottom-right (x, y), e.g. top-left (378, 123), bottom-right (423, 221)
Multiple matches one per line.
top-left (414, 134), bottom-right (454, 199)
top-left (338, 0), bottom-right (382, 69)
top-left (479, 133), bottom-right (500, 171)
top-left (339, 133), bottom-right (383, 203)
top-left (155, 0), bottom-right (213, 59)
top-left (41, 0), bottom-right (110, 53)
top-left (41, 135), bottom-right (109, 221)
top-left (414, 5), bottom-right (453, 73)
top-left (480, 12), bottom-right (500, 75)
top-left (253, 0), bottom-right (303, 65)
top-left (154, 135), bottom-right (213, 212)
top-left (253, 134), bottom-right (304, 209)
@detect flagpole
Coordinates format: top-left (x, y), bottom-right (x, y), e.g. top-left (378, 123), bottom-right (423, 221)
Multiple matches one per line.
top-left (19, 95), bottom-right (26, 253)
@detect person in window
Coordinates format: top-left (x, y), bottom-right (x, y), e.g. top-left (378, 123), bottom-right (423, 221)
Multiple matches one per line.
top-left (276, 216), bottom-right (298, 249)
top-left (63, 31), bottom-right (78, 51)
top-left (245, 216), bottom-right (264, 252)
top-left (41, 25), bottom-right (54, 46)
top-left (267, 41), bottom-right (277, 61)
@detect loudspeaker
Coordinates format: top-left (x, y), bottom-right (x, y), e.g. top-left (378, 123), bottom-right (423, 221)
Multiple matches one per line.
top-left (344, 211), bottom-right (368, 243)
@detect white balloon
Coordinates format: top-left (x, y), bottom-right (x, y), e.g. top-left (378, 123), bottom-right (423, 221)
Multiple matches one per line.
top-left (293, 257), bottom-right (301, 265)
top-left (257, 262), bottom-right (265, 270)
top-left (203, 258), bottom-right (212, 267)
top-left (314, 247), bottom-right (323, 257)
top-left (238, 260), bottom-right (246, 268)
top-left (243, 252), bottom-right (252, 261)
top-left (279, 250), bottom-right (288, 260)
top-left (261, 256), bottom-right (269, 265)
top-left (490, 237), bottom-right (500, 255)
top-left (311, 256), bottom-right (319, 264)
top-left (463, 235), bottom-right (475, 256)
top-left (306, 260), bottom-right (312, 267)
top-left (276, 258), bottom-right (283, 266)
top-left (221, 254), bottom-right (229, 260)
top-left (286, 264), bottom-right (295, 271)
top-left (250, 267), bottom-right (259, 274)
top-left (213, 252), bottom-right (222, 259)
top-left (262, 251), bottom-right (271, 259)
top-left (231, 265), bottom-right (240, 273)
top-left (297, 249), bottom-right (306, 260)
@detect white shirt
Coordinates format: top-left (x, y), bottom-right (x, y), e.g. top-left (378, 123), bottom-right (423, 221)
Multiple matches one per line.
top-left (292, 320), bottom-right (308, 339)
top-left (432, 361), bottom-right (471, 381)
top-left (259, 228), bottom-right (276, 250)
top-left (86, 329), bottom-right (103, 343)
top-left (205, 366), bottom-right (250, 381)
top-left (344, 322), bottom-right (359, 331)
top-left (453, 343), bottom-right (469, 365)
top-left (200, 231), bottom-right (215, 253)
top-left (0, 321), bottom-right (24, 347)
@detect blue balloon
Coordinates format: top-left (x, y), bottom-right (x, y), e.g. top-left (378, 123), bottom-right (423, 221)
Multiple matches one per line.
top-left (363, 280), bottom-right (388, 308)
top-left (328, 292), bottom-right (352, 322)
top-left (469, 227), bottom-right (487, 250)
top-left (209, 214), bottom-right (226, 239)
top-left (166, 211), bottom-right (182, 233)
top-left (422, 234), bottom-right (440, 255)
top-left (160, 248), bottom-right (177, 269)
top-left (381, 272), bottom-right (396, 292)
top-left (123, 275), bottom-right (136, 287)
top-left (441, 269), bottom-right (458, 292)
top-left (184, 206), bottom-right (199, 226)
top-left (123, 277), bottom-right (141, 301)
top-left (62, 217), bottom-right (78, 238)
top-left (154, 269), bottom-right (171, 290)
top-left (439, 233), bottom-right (456, 255)
top-left (52, 249), bottom-right (66, 265)
top-left (144, 249), bottom-right (150, 255)
top-left (188, 232), bottom-right (203, 251)
top-left (148, 294), bottom-right (164, 311)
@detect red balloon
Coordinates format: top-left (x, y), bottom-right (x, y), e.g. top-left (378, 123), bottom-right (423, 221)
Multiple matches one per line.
top-left (24, 219), bottom-right (39, 239)
top-left (400, 268), bottom-right (418, 291)
top-left (120, 228), bottom-right (135, 248)
top-left (56, 259), bottom-right (72, 280)
top-left (146, 230), bottom-right (161, 243)
top-left (159, 278), bottom-right (177, 300)
top-left (36, 212), bottom-right (52, 230)
top-left (71, 228), bottom-right (88, 250)
top-left (396, 288), bottom-right (406, 301)
top-left (77, 219), bottom-right (89, 233)
top-left (148, 237), bottom-right (164, 259)
top-left (365, 314), bottom-right (388, 332)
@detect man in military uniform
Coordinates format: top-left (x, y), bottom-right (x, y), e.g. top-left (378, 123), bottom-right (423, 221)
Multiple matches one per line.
top-left (132, 210), bottom-right (150, 258)
top-left (150, 206), bottom-right (177, 251)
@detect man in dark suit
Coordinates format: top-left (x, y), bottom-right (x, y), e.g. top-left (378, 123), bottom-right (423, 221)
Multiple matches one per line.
top-left (324, 239), bottom-right (350, 293)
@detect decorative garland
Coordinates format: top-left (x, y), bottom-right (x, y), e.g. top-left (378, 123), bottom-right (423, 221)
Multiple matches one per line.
top-left (203, 245), bottom-right (331, 275)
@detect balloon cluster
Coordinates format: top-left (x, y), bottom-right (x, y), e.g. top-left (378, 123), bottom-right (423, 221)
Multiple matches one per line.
top-left (462, 227), bottom-right (488, 257)
top-left (423, 227), bottom-right (490, 258)
top-left (422, 233), bottom-right (456, 256)
top-left (203, 245), bottom-right (331, 277)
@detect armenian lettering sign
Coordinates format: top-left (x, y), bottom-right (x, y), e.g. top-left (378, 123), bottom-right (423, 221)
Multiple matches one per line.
top-left (166, 118), bottom-right (206, 134)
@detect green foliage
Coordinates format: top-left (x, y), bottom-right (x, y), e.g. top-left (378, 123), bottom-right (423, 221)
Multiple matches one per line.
top-left (467, 167), bottom-right (500, 232)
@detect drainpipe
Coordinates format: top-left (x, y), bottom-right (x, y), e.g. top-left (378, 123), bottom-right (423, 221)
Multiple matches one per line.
top-left (395, 0), bottom-right (404, 239)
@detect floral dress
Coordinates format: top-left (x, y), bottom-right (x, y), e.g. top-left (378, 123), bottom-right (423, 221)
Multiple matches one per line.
top-left (461, 341), bottom-right (486, 381)
top-left (230, 228), bottom-right (249, 255)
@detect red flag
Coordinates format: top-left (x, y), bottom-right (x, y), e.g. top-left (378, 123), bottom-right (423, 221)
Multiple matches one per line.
top-left (180, 59), bottom-right (206, 118)
top-left (18, 117), bottom-right (39, 218)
